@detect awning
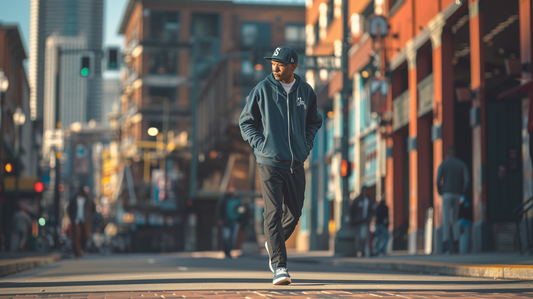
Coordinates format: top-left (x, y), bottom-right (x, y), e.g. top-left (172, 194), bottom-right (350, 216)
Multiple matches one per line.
top-left (497, 80), bottom-right (532, 100)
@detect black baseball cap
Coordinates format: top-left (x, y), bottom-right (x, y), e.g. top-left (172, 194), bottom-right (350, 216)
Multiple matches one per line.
top-left (264, 46), bottom-right (298, 64)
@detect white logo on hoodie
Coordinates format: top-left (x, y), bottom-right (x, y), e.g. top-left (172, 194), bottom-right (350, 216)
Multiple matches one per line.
top-left (297, 97), bottom-right (307, 110)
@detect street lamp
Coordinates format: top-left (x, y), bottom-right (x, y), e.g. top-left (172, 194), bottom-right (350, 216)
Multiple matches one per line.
top-left (148, 127), bottom-right (159, 137)
top-left (13, 107), bottom-right (25, 209)
top-left (0, 70), bottom-right (8, 92)
top-left (0, 70), bottom-right (9, 141)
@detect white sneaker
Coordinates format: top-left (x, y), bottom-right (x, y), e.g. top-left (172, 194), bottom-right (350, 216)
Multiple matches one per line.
top-left (265, 241), bottom-right (274, 273)
top-left (273, 267), bottom-right (291, 285)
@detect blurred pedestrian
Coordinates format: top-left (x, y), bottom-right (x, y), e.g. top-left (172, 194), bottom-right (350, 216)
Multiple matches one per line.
top-left (10, 206), bottom-right (32, 252)
top-left (67, 186), bottom-right (95, 258)
top-left (436, 146), bottom-right (469, 254)
top-left (350, 185), bottom-right (374, 257)
top-left (373, 197), bottom-right (389, 256)
top-left (458, 196), bottom-right (473, 253)
top-left (216, 183), bottom-right (245, 259)
top-left (239, 46), bottom-right (322, 285)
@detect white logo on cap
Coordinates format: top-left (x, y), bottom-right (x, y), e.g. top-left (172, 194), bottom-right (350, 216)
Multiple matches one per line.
top-left (273, 47), bottom-right (281, 56)
top-left (291, 58), bottom-right (294, 62)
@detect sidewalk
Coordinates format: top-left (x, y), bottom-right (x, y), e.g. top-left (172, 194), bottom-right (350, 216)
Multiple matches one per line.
top-left (287, 250), bottom-right (533, 280)
top-left (0, 252), bottom-right (62, 277)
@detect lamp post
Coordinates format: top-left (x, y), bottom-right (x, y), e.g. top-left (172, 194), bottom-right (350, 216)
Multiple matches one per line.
top-left (0, 69), bottom-right (9, 161)
top-left (0, 69), bottom-right (9, 251)
top-left (13, 107), bottom-right (26, 205)
top-left (334, 0), bottom-right (355, 256)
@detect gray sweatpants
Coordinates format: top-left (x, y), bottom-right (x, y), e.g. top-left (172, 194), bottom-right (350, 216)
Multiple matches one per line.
top-left (442, 193), bottom-right (461, 244)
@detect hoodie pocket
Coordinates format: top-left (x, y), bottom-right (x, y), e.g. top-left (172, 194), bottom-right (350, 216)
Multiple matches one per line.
top-left (292, 132), bottom-right (310, 162)
top-left (259, 131), bottom-right (291, 161)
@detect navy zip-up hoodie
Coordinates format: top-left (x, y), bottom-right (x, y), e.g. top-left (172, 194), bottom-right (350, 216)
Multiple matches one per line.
top-left (239, 73), bottom-right (323, 171)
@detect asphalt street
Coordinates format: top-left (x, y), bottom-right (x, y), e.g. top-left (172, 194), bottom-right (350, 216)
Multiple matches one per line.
top-left (0, 252), bottom-right (532, 298)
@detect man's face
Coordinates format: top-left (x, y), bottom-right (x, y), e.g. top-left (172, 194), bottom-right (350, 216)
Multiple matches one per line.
top-left (271, 60), bottom-right (297, 83)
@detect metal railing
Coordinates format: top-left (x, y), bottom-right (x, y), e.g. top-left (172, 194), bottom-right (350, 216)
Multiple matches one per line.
top-left (514, 196), bottom-right (533, 254)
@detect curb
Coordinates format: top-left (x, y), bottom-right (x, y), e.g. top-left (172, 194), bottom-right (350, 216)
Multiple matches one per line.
top-left (328, 259), bottom-right (533, 280)
top-left (0, 254), bottom-right (62, 277)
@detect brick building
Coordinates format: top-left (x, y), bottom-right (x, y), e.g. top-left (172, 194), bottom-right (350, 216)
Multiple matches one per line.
top-left (305, 0), bottom-right (533, 254)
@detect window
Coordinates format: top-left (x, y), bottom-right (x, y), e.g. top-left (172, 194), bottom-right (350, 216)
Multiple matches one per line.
top-left (150, 11), bottom-right (180, 42)
top-left (149, 87), bottom-right (176, 103)
top-left (148, 51), bottom-right (178, 74)
top-left (191, 13), bottom-right (219, 37)
top-left (285, 24), bottom-right (305, 51)
top-left (241, 22), bottom-right (271, 50)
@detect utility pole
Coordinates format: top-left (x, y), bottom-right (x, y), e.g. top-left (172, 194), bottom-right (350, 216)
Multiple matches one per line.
top-left (163, 98), bottom-right (169, 202)
top-left (189, 40), bottom-right (200, 201)
top-left (334, 0), bottom-right (355, 256)
top-left (52, 47), bottom-right (62, 239)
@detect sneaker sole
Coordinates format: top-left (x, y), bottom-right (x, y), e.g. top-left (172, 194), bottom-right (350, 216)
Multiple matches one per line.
top-left (273, 276), bottom-right (291, 285)
top-left (265, 241), bottom-right (273, 273)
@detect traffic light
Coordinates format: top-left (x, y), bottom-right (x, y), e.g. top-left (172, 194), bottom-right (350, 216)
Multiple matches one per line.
top-left (107, 48), bottom-right (119, 70)
top-left (80, 56), bottom-right (90, 77)
top-left (4, 159), bottom-right (18, 176)
top-left (34, 181), bottom-right (44, 193)
top-left (340, 159), bottom-right (352, 178)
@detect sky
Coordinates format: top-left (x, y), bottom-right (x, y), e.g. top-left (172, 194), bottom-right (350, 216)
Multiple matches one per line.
top-left (0, 0), bottom-right (128, 62)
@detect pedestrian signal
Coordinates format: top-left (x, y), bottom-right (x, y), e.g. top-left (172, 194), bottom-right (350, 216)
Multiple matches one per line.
top-left (340, 159), bottom-right (352, 178)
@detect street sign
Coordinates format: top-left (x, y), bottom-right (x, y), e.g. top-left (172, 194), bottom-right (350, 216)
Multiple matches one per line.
top-left (302, 56), bottom-right (342, 70)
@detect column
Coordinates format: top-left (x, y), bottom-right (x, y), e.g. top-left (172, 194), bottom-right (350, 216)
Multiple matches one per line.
top-left (469, 0), bottom-right (489, 252)
top-left (385, 86), bottom-right (394, 252)
top-left (428, 12), bottom-right (455, 253)
top-left (406, 40), bottom-right (419, 255)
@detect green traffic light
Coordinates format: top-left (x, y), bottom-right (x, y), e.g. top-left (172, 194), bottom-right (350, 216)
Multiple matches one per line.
top-left (38, 218), bottom-right (46, 226)
top-left (81, 67), bottom-right (89, 76)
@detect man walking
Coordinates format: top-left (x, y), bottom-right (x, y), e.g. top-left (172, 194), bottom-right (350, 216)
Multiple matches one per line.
top-left (239, 46), bottom-right (322, 285)
top-left (68, 186), bottom-right (95, 259)
top-left (436, 146), bottom-right (469, 254)
top-left (10, 206), bottom-right (32, 252)
top-left (373, 197), bottom-right (389, 256)
top-left (350, 185), bottom-right (373, 257)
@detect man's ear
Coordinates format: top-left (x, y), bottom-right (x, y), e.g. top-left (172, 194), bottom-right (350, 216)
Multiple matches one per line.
top-left (292, 63), bottom-right (298, 72)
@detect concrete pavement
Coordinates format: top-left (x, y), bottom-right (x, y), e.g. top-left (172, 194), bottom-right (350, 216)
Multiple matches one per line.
top-left (0, 253), bottom-right (532, 298)
top-left (0, 253), bottom-right (61, 277)
top-left (286, 251), bottom-right (533, 280)
top-left (1, 249), bottom-right (532, 281)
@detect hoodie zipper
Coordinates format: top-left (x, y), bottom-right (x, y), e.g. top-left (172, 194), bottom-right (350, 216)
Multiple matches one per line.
top-left (286, 90), bottom-right (294, 174)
